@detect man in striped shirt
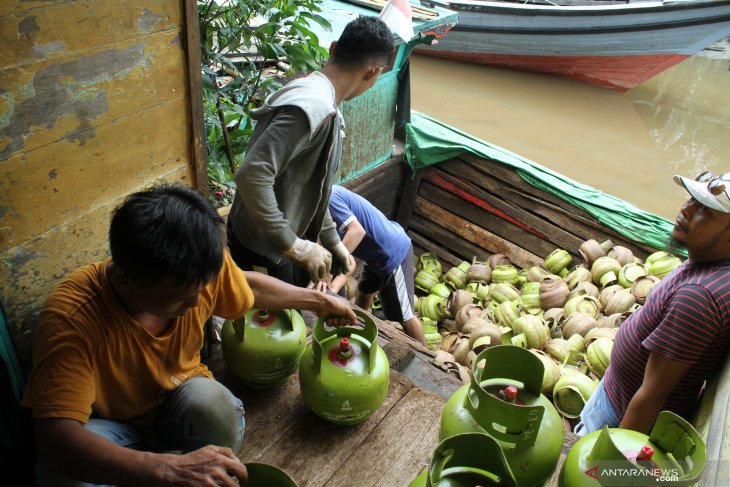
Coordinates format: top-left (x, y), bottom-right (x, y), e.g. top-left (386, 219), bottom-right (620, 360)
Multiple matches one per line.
top-left (577, 172), bottom-right (730, 435)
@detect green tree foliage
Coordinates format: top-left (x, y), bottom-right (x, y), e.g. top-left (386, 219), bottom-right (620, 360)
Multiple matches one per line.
top-left (198, 0), bottom-right (331, 206)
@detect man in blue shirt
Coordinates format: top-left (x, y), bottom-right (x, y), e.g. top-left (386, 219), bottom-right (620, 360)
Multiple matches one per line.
top-left (325, 185), bottom-right (426, 344)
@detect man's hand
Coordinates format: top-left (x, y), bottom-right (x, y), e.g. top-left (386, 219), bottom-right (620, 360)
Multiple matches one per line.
top-left (318, 292), bottom-right (357, 326)
top-left (34, 418), bottom-right (247, 487)
top-left (159, 445), bottom-right (248, 487)
top-left (283, 238), bottom-right (332, 282)
top-left (328, 242), bottom-right (353, 277)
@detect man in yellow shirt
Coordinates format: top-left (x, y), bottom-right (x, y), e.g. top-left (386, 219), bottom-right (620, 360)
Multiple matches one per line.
top-left (22, 183), bottom-right (355, 486)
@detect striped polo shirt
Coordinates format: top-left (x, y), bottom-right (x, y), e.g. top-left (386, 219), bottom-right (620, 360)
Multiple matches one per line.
top-left (603, 259), bottom-right (730, 418)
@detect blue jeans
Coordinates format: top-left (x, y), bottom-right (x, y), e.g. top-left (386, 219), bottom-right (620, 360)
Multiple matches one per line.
top-left (36, 376), bottom-right (245, 487)
top-left (574, 378), bottom-right (621, 436)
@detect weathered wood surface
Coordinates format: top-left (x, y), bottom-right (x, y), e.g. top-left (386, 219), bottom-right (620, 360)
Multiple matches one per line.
top-left (183, 0), bottom-right (209, 192)
top-left (0, 1), bottom-right (182, 68)
top-left (338, 69), bottom-right (398, 186)
top-left (1, 0), bottom-right (198, 370)
top-left (457, 154), bottom-right (656, 258)
top-left (401, 155), bottom-right (658, 271)
top-left (408, 231), bottom-right (463, 268)
top-left (410, 215), bottom-right (491, 267)
top-left (1, 97), bottom-right (193, 251)
top-left (206, 347), bottom-right (445, 486)
top-left (692, 354), bottom-right (730, 487)
top-left (413, 196), bottom-right (544, 268)
top-left (345, 147), bottom-right (409, 221)
top-left (205, 307), bottom-right (581, 487)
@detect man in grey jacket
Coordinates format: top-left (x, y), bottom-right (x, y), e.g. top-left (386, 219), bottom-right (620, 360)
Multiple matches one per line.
top-left (227, 16), bottom-right (395, 287)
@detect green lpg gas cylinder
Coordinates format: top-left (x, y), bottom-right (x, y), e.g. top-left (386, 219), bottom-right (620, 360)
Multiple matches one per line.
top-left (298, 309), bottom-right (389, 425)
top-left (440, 345), bottom-right (564, 486)
top-left (221, 308), bottom-right (306, 388)
top-left (244, 463), bottom-right (297, 486)
top-left (559, 411), bottom-right (706, 487)
top-left (409, 433), bottom-right (518, 487)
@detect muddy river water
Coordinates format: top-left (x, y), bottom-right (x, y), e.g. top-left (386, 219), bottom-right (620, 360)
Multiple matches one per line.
top-left (410, 39), bottom-right (730, 221)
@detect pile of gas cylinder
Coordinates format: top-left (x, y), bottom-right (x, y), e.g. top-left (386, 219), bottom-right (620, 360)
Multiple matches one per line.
top-left (409, 240), bottom-right (708, 486)
top-left (217, 238), bottom-right (709, 486)
top-left (413, 239), bottom-right (683, 420)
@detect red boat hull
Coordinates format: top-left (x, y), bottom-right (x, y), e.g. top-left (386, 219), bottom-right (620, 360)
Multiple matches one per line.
top-left (413, 49), bottom-right (691, 91)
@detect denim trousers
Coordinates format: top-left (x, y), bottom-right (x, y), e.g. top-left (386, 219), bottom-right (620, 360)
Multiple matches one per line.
top-left (36, 376), bottom-right (245, 487)
top-left (574, 378), bottom-right (621, 437)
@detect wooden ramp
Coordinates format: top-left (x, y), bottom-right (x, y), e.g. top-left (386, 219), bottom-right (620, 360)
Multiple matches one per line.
top-left (204, 310), bottom-right (579, 486)
top-left (204, 310), bottom-right (457, 487)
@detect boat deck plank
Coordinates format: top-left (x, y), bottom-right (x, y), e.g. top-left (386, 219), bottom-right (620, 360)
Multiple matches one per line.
top-left (323, 387), bottom-right (444, 487)
top-left (204, 310), bottom-right (580, 486)
top-left (209, 349), bottom-right (446, 487)
top-left (248, 371), bottom-right (414, 487)
top-left (234, 375), bottom-right (310, 463)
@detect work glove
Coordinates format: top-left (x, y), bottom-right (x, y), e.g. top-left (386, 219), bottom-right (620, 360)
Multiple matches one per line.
top-left (328, 241), bottom-right (353, 277)
top-left (283, 238), bottom-right (332, 283)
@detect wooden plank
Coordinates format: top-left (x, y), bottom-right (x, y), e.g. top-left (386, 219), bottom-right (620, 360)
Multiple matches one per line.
top-left (409, 216), bottom-right (491, 265)
top-left (0, 98), bottom-right (194, 253)
top-left (371, 310), bottom-right (437, 359)
top-left (548, 432), bottom-right (581, 487)
top-left (459, 154), bottom-right (593, 221)
top-left (339, 0), bottom-right (439, 20)
top-left (254, 370), bottom-right (414, 487)
top-left (183, 0), bottom-right (208, 193)
top-left (204, 351), bottom-right (312, 461)
top-left (408, 230), bottom-right (464, 268)
top-left (426, 167), bottom-right (586, 254)
top-left (455, 156), bottom-right (655, 256)
top-left (1, 1), bottom-right (181, 67)
top-left (237, 374), bottom-right (314, 462)
top-left (692, 356), bottom-right (730, 487)
top-left (1, 166), bottom-right (194, 369)
top-left (396, 168), bottom-right (423, 229)
top-left (419, 179), bottom-right (556, 261)
top-left (426, 167), bottom-right (549, 240)
top-left (414, 196), bottom-right (544, 268)
top-left (344, 156), bottom-right (408, 220)
top-left (398, 354), bottom-right (463, 399)
top-left (338, 72), bottom-right (397, 184)
top-left (452, 155), bottom-right (618, 240)
top-left (0, 29), bottom-right (188, 160)
top-left (323, 388), bottom-right (445, 487)
top-left (440, 159), bottom-right (600, 242)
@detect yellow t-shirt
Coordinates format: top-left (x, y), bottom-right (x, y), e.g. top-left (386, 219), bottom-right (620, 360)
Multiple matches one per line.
top-left (22, 251), bottom-right (253, 429)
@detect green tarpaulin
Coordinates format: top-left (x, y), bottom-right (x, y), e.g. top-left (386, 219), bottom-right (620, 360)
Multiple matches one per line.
top-left (404, 111), bottom-right (680, 253)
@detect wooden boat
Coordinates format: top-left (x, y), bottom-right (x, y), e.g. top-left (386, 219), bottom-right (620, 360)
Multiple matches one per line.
top-left (202, 112), bottom-right (728, 486)
top-left (2, 0), bottom-right (727, 484)
top-left (413, 0), bottom-right (730, 90)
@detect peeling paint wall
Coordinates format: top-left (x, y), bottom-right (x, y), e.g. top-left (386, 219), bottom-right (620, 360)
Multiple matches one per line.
top-left (0, 1), bottom-right (197, 369)
top-left (339, 69), bottom-right (399, 182)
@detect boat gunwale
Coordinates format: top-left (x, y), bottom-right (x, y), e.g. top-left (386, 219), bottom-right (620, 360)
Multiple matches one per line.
top-left (447, 13), bottom-right (730, 35)
top-left (424, 0), bottom-right (730, 16)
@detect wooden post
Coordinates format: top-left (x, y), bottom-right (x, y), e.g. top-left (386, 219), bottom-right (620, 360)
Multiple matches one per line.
top-left (183, 0), bottom-right (208, 194)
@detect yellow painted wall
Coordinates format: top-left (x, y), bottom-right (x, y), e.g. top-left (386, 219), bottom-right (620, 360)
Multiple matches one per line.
top-left (0, 1), bottom-right (199, 368)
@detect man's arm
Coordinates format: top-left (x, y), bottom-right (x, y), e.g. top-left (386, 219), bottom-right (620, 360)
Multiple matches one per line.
top-left (619, 351), bottom-right (693, 434)
top-left (245, 270), bottom-right (356, 324)
top-left (340, 219), bottom-right (366, 253)
top-left (35, 418), bottom-right (247, 486)
top-left (317, 218), bottom-right (365, 292)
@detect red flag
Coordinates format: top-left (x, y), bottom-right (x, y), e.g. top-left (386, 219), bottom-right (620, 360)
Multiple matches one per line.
top-left (379, 0), bottom-right (415, 41)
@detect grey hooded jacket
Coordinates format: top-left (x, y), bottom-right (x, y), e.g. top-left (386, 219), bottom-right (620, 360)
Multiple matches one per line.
top-left (228, 72), bottom-right (344, 263)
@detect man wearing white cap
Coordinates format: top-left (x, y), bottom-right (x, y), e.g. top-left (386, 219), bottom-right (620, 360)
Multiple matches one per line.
top-left (576, 171), bottom-right (730, 435)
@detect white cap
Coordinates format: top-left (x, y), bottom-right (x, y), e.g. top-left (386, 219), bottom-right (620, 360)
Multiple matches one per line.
top-left (674, 174), bottom-right (730, 214)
